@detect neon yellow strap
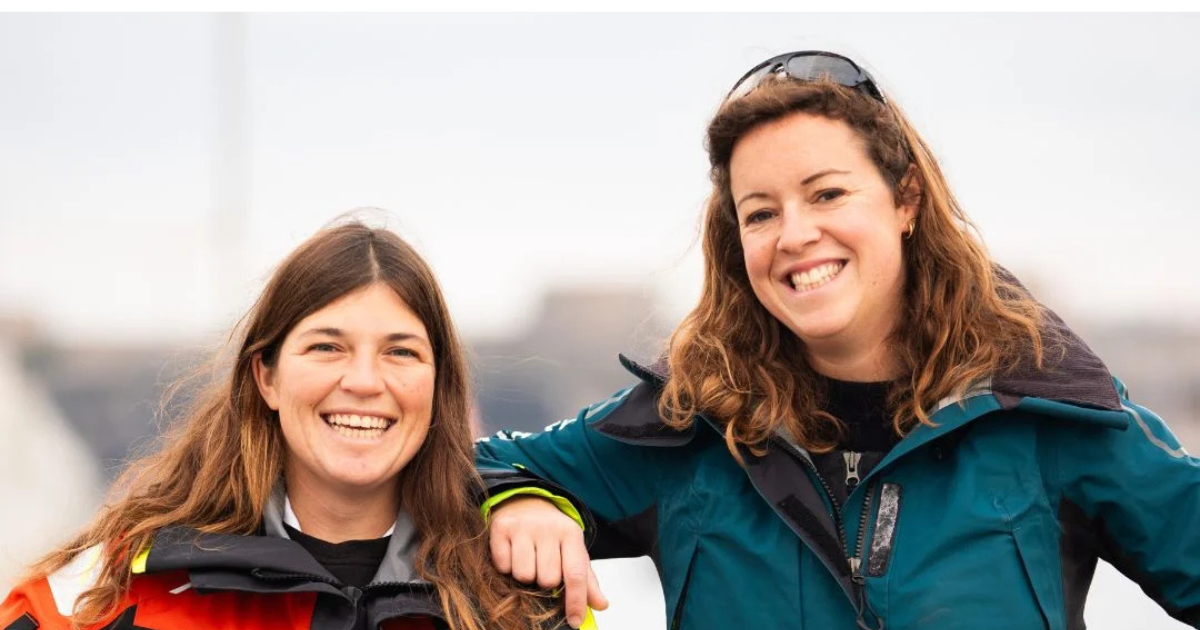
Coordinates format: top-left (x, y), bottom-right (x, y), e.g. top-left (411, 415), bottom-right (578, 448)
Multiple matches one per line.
top-left (131, 546), bottom-right (151, 574)
top-left (480, 486), bottom-right (586, 531)
top-left (579, 605), bottom-right (598, 630)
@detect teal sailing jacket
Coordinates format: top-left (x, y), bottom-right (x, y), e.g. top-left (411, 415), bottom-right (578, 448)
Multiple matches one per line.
top-left (476, 314), bottom-right (1200, 630)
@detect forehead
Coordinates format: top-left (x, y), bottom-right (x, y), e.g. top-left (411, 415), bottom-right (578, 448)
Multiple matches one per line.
top-left (291, 283), bottom-right (428, 337)
top-left (729, 113), bottom-right (870, 184)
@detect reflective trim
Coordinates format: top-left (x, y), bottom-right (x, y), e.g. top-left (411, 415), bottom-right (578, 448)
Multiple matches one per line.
top-left (930, 379), bottom-right (993, 415)
top-left (46, 545), bottom-right (104, 616)
top-left (130, 546), bottom-right (150, 575)
top-left (583, 387), bottom-right (634, 422)
top-left (866, 483), bottom-right (902, 577)
top-left (1123, 404), bottom-right (1188, 458)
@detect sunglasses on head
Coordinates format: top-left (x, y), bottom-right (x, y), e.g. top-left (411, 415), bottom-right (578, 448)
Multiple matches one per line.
top-left (725, 50), bottom-right (886, 105)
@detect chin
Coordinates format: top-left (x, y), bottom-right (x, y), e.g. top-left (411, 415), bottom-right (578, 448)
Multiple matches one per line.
top-left (779, 312), bottom-right (852, 343)
top-left (322, 461), bottom-right (399, 489)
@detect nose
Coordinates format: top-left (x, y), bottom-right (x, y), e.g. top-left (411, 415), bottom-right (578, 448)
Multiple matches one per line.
top-left (776, 205), bottom-right (821, 252)
top-left (340, 354), bottom-right (386, 396)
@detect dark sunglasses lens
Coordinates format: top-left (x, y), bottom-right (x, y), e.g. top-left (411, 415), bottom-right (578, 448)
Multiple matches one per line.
top-left (784, 55), bottom-right (862, 87)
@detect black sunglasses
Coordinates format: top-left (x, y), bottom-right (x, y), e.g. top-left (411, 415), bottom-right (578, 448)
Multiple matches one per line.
top-left (725, 50), bottom-right (885, 104)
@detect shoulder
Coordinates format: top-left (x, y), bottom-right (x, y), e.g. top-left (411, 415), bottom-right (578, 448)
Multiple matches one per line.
top-left (1, 547), bottom-right (193, 630)
top-left (586, 381), bottom-right (700, 447)
top-left (1, 546), bottom-right (117, 630)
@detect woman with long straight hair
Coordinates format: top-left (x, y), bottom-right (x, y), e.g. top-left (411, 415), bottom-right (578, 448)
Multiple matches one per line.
top-left (2, 221), bottom-right (573, 630)
top-left (479, 51), bottom-right (1200, 629)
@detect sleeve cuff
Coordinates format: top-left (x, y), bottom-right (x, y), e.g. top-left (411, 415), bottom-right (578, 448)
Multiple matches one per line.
top-left (479, 486), bottom-right (586, 532)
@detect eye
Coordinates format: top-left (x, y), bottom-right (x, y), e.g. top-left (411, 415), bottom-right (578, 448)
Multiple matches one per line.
top-left (743, 209), bottom-right (774, 225)
top-left (307, 342), bottom-right (338, 352)
top-left (814, 188), bottom-right (846, 203)
top-left (387, 347), bottom-right (420, 359)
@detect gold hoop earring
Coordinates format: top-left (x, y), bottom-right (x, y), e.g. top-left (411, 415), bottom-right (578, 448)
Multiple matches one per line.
top-left (904, 219), bottom-right (916, 240)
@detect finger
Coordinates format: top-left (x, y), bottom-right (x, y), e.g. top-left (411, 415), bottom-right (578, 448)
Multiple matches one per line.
top-left (509, 536), bottom-right (537, 584)
top-left (535, 538), bottom-right (563, 590)
top-left (587, 565), bottom-right (609, 611)
top-left (489, 526), bottom-right (512, 575)
top-left (560, 533), bottom-right (594, 626)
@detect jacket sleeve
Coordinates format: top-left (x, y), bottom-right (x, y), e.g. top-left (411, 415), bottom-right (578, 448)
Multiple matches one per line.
top-left (475, 384), bottom-right (674, 559)
top-left (1055, 398), bottom-right (1200, 627)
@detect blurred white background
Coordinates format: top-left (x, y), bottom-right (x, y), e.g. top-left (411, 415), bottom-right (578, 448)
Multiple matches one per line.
top-left (1, 12), bottom-right (1198, 629)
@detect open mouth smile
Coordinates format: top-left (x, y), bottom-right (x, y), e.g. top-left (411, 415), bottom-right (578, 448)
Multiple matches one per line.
top-left (320, 413), bottom-right (397, 440)
top-left (788, 261), bottom-right (846, 293)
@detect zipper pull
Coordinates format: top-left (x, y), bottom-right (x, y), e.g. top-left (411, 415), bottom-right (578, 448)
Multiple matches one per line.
top-left (843, 451), bottom-right (862, 490)
top-left (849, 556), bottom-right (861, 574)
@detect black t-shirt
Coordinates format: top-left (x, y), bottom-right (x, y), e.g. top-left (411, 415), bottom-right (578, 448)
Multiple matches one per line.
top-left (282, 522), bottom-right (391, 589)
top-left (807, 377), bottom-right (901, 508)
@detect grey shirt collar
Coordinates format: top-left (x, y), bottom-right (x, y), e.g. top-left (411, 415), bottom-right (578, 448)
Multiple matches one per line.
top-left (262, 481), bottom-right (424, 584)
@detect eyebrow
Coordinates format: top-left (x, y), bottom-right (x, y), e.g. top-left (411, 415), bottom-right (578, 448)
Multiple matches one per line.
top-left (298, 327), bottom-right (430, 346)
top-left (734, 169), bottom-right (852, 210)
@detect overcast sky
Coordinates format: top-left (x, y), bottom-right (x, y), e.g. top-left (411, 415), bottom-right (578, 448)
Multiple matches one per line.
top-left (1, 13), bottom-right (1198, 346)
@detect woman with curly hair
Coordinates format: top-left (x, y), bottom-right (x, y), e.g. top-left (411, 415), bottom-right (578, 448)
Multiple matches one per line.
top-left (479, 51), bottom-right (1200, 630)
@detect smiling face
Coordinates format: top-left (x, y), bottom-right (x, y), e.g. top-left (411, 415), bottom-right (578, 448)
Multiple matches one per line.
top-left (253, 282), bottom-right (435, 503)
top-left (730, 112), bottom-right (917, 376)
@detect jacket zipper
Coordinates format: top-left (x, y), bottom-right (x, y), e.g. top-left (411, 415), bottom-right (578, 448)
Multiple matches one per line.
top-left (774, 438), bottom-right (850, 555)
top-left (774, 438), bottom-right (884, 628)
top-left (844, 451), bottom-right (862, 492)
top-left (251, 570), bottom-right (445, 623)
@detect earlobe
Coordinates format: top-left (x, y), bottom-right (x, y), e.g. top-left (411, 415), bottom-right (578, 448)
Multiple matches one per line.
top-left (252, 353), bottom-right (281, 411)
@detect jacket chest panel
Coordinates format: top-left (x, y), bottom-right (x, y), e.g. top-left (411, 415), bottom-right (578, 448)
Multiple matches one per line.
top-left (659, 442), bottom-right (850, 626)
top-left (870, 420), bottom-right (1063, 629)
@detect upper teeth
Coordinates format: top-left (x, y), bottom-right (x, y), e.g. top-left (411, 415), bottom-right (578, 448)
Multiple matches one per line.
top-left (325, 414), bottom-right (392, 429)
top-left (790, 262), bottom-right (844, 291)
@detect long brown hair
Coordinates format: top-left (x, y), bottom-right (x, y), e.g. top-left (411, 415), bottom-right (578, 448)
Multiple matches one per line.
top-left (32, 221), bottom-right (554, 630)
top-left (659, 76), bottom-right (1049, 457)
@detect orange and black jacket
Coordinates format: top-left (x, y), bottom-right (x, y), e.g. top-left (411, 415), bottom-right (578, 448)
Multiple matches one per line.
top-left (2, 464), bottom-right (586, 630)
top-left (2, 522), bottom-right (450, 630)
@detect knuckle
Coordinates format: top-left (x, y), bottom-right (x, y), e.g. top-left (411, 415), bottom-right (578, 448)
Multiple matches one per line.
top-left (511, 567), bottom-right (536, 583)
top-left (563, 568), bottom-right (588, 583)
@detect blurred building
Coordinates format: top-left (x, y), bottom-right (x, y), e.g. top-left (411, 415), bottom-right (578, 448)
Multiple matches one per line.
top-left (472, 286), bottom-right (671, 435)
top-left (0, 318), bottom-right (102, 589)
top-left (21, 336), bottom-right (201, 478)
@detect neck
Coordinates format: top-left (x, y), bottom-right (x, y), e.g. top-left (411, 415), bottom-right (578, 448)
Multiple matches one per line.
top-left (803, 335), bottom-right (900, 383)
top-left (284, 471), bottom-right (400, 543)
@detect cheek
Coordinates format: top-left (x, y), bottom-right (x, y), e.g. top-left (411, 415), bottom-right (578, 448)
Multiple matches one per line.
top-left (857, 242), bottom-right (906, 297)
top-left (392, 371), bottom-right (437, 412)
top-left (740, 235), bottom-right (773, 279)
top-left (277, 366), bottom-right (337, 410)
